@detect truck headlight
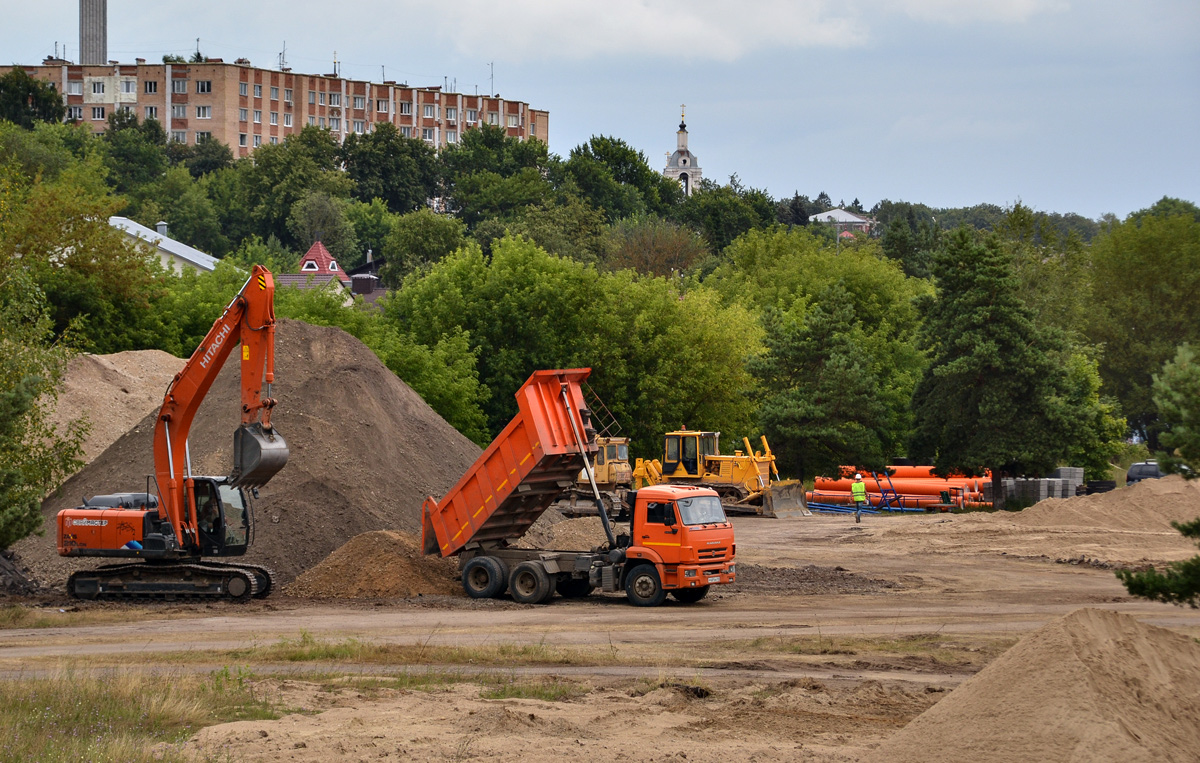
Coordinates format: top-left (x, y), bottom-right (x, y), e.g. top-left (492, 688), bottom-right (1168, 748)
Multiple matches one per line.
top-left (684, 569), bottom-right (697, 577)
top-left (727, 564), bottom-right (736, 575)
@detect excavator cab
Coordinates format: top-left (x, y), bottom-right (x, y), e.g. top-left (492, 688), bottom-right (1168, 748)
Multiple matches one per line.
top-left (192, 477), bottom-right (252, 557)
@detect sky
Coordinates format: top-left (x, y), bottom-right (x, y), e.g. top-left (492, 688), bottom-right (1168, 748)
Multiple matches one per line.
top-left (5, 1), bottom-right (1198, 219)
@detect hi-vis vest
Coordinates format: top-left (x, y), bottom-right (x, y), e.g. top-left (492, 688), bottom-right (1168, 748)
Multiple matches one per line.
top-left (851, 481), bottom-right (867, 501)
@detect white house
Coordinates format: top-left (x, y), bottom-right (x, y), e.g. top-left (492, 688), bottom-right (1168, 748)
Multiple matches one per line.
top-left (109, 217), bottom-right (218, 274)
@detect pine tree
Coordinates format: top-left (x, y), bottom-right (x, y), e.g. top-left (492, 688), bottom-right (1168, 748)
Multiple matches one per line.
top-left (909, 229), bottom-right (1078, 508)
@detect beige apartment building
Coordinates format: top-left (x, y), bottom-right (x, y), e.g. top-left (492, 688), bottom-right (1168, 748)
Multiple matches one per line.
top-left (5, 57), bottom-right (549, 157)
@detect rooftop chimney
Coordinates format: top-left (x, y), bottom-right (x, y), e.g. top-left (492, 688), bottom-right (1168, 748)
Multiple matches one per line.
top-left (156, 221), bottom-right (169, 236)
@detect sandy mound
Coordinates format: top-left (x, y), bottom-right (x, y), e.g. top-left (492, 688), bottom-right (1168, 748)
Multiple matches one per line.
top-left (870, 608), bottom-right (1200, 763)
top-left (1009, 474), bottom-right (1200, 532)
top-left (286, 531), bottom-right (460, 598)
top-left (48, 350), bottom-right (184, 464)
top-left (517, 516), bottom-right (609, 550)
top-left (17, 319), bottom-right (481, 588)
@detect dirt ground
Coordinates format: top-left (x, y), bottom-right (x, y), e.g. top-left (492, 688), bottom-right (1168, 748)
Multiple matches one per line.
top-left (4, 512), bottom-right (1200, 762)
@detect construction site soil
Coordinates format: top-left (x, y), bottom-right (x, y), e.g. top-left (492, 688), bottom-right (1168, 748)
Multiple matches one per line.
top-left (14, 319), bottom-right (481, 588)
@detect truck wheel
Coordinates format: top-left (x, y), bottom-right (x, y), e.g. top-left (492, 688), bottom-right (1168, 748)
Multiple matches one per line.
top-left (556, 577), bottom-right (594, 598)
top-left (462, 556), bottom-right (507, 599)
top-left (671, 586), bottom-right (710, 604)
top-left (509, 561), bottom-right (553, 604)
top-left (624, 565), bottom-right (666, 607)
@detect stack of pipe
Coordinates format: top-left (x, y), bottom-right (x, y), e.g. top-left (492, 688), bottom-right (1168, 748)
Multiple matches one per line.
top-left (806, 466), bottom-right (992, 511)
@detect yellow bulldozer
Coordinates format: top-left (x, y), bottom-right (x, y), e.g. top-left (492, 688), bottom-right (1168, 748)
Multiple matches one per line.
top-left (631, 429), bottom-right (809, 518)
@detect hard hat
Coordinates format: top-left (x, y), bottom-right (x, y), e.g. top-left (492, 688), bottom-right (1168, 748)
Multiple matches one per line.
top-left (854, 473), bottom-right (862, 479)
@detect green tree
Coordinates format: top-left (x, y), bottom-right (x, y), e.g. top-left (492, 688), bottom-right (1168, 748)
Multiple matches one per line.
top-left (677, 176), bottom-right (775, 252)
top-left (1087, 208), bottom-right (1200, 444)
top-left (1153, 344), bottom-right (1200, 476)
top-left (748, 285), bottom-right (893, 481)
top-left (439, 123), bottom-right (549, 194)
top-left (286, 190), bottom-right (360, 264)
top-left (380, 208), bottom-right (466, 285)
top-left (344, 198), bottom-right (397, 269)
top-left (565, 135), bottom-right (681, 217)
top-left (0, 267), bottom-right (85, 549)
top-left (605, 214), bottom-right (709, 276)
top-left (340, 123), bottom-right (438, 213)
top-left (507, 195), bottom-right (608, 264)
top-left (182, 136), bottom-right (234, 178)
top-left (100, 111), bottom-right (168, 193)
top-left (0, 69), bottom-right (65, 128)
top-left (1116, 518), bottom-right (1200, 607)
top-left (909, 229), bottom-right (1085, 507)
top-left (450, 167), bottom-right (552, 227)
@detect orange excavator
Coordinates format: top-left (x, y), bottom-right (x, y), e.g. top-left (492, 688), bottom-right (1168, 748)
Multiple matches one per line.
top-left (57, 265), bottom-right (289, 601)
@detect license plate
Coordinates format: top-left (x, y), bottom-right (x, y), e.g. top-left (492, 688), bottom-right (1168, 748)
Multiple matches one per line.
top-left (707, 575), bottom-right (721, 583)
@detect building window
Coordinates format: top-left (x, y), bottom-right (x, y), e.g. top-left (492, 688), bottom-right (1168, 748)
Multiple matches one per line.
top-left (319, 92), bottom-right (326, 105)
top-left (172, 79), bottom-right (187, 94)
top-left (67, 105), bottom-right (83, 120)
top-left (329, 93), bottom-right (341, 106)
top-left (239, 82), bottom-right (248, 96)
top-left (143, 80), bottom-right (158, 94)
top-left (319, 117), bottom-right (326, 127)
top-left (270, 86), bottom-right (278, 100)
top-left (91, 81), bottom-right (105, 94)
top-left (307, 116), bottom-right (315, 126)
top-left (488, 112), bottom-right (499, 125)
top-left (253, 135), bottom-right (262, 147)
top-left (301, 260), bottom-right (318, 271)
top-left (400, 126), bottom-right (411, 138)
top-left (507, 114), bottom-right (518, 128)
top-left (445, 107), bottom-right (457, 122)
top-left (253, 110), bottom-right (261, 123)
top-left (283, 113), bottom-right (292, 127)
top-left (376, 99), bottom-right (388, 112)
top-left (171, 104), bottom-right (186, 119)
top-left (421, 127), bottom-right (434, 141)
top-left (466, 109), bottom-right (477, 123)
top-left (145, 106), bottom-right (158, 119)
top-left (530, 119), bottom-right (536, 134)
top-left (268, 111), bottom-right (277, 125)
top-left (118, 80), bottom-right (135, 94)
top-left (399, 102), bottom-right (411, 115)
top-left (196, 105), bottom-right (211, 119)
top-left (353, 120), bottom-right (364, 133)
top-left (171, 130), bottom-right (187, 142)
top-left (353, 96), bottom-right (365, 109)
top-left (239, 133), bottom-right (247, 147)
top-left (308, 91), bottom-right (316, 104)
top-left (269, 136), bottom-right (278, 144)
top-left (329, 118), bottom-right (341, 130)
top-left (423, 104), bottom-right (435, 118)
top-left (196, 80), bottom-right (211, 93)
top-left (195, 131), bottom-right (211, 142)
top-left (239, 108), bottom-right (247, 122)
top-left (284, 88), bottom-right (292, 103)
top-left (254, 84), bottom-right (262, 98)
top-left (446, 130), bottom-right (457, 144)
top-left (66, 81), bottom-right (83, 95)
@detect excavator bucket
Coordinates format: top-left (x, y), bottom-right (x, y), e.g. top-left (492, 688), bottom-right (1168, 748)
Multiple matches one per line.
top-left (230, 423), bottom-right (289, 488)
top-left (763, 480), bottom-right (810, 518)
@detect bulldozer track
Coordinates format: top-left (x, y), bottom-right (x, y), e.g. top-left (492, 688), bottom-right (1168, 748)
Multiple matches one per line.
top-left (67, 561), bottom-right (274, 602)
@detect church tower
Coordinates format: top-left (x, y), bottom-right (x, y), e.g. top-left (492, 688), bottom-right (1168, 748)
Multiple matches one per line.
top-left (663, 106), bottom-right (702, 196)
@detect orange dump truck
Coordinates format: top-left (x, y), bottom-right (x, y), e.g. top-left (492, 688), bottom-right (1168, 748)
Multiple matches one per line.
top-left (421, 369), bottom-right (736, 606)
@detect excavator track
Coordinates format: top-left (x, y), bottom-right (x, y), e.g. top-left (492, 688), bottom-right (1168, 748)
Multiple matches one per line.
top-left (68, 561), bottom-right (271, 602)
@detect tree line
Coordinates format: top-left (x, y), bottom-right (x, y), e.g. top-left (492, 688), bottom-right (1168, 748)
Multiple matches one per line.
top-left (2, 67), bottom-right (1198, 550)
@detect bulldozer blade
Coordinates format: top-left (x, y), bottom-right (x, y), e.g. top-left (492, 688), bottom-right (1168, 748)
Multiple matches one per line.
top-left (763, 481), bottom-right (810, 518)
top-left (230, 423), bottom-right (289, 487)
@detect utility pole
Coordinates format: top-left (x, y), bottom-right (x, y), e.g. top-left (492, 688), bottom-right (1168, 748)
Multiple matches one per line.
top-left (489, 62), bottom-right (494, 95)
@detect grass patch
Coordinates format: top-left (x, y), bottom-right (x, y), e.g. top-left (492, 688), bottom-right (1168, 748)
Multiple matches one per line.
top-left (479, 675), bottom-right (588, 701)
top-left (742, 632), bottom-right (1014, 667)
top-left (0, 665), bottom-right (278, 762)
top-left (0, 604), bottom-right (181, 631)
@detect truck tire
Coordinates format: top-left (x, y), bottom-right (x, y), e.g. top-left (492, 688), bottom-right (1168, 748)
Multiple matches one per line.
top-left (509, 561), bottom-right (553, 605)
top-left (556, 577), bottom-right (594, 598)
top-left (671, 586), bottom-right (710, 604)
top-left (624, 564), bottom-right (666, 607)
top-left (462, 556), bottom-right (507, 599)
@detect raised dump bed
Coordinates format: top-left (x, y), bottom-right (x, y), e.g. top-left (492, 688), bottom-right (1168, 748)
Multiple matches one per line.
top-left (421, 369), bottom-right (598, 557)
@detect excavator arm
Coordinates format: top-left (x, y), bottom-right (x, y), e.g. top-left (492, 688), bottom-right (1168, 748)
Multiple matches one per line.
top-left (152, 265), bottom-right (288, 554)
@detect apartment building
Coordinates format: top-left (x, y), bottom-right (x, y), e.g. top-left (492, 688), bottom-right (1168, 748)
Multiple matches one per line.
top-left (4, 57), bottom-right (549, 157)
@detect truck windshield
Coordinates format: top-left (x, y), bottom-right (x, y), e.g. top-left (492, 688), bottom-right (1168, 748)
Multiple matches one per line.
top-left (218, 485), bottom-right (249, 546)
top-left (676, 495), bottom-right (727, 525)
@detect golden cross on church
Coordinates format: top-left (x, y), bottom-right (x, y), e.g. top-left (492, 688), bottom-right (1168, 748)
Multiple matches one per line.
top-left (681, 103), bottom-right (686, 121)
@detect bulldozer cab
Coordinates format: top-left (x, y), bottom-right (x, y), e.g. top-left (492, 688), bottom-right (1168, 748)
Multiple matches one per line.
top-left (192, 477), bottom-right (251, 557)
top-left (663, 430), bottom-right (719, 478)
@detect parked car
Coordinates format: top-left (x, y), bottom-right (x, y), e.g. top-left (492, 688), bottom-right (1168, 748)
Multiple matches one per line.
top-left (1125, 461), bottom-right (1164, 486)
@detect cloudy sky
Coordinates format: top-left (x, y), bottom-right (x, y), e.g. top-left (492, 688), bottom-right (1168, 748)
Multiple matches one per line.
top-left (7, 1), bottom-right (1198, 218)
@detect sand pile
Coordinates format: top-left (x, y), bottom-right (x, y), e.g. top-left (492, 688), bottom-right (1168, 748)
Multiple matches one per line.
top-left (870, 608), bottom-right (1200, 763)
top-left (17, 319), bottom-right (481, 588)
top-left (517, 516), bottom-right (610, 550)
top-left (286, 531), bottom-right (460, 598)
top-left (1009, 474), bottom-right (1200, 532)
top-left (48, 350), bottom-right (184, 464)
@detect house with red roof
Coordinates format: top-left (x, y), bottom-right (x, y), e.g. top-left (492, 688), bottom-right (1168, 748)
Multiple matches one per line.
top-left (275, 241), bottom-right (355, 304)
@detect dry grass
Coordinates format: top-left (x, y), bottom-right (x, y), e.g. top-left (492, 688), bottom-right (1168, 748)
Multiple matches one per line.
top-left (0, 603), bottom-right (196, 631)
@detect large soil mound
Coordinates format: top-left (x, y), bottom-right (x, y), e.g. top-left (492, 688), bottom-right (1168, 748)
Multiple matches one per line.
top-left (1009, 474), bottom-right (1200, 531)
top-left (16, 319), bottom-right (481, 588)
top-left (286, 531), bottom-right (460, 598)
top-left (869, 608), bottom-right (1200, 762)
top-left (48, 350), bottom-right (184, 464)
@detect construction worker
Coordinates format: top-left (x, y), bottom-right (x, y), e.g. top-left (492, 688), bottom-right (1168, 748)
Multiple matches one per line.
top-left (851, 473), bottom-right (867, 523)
